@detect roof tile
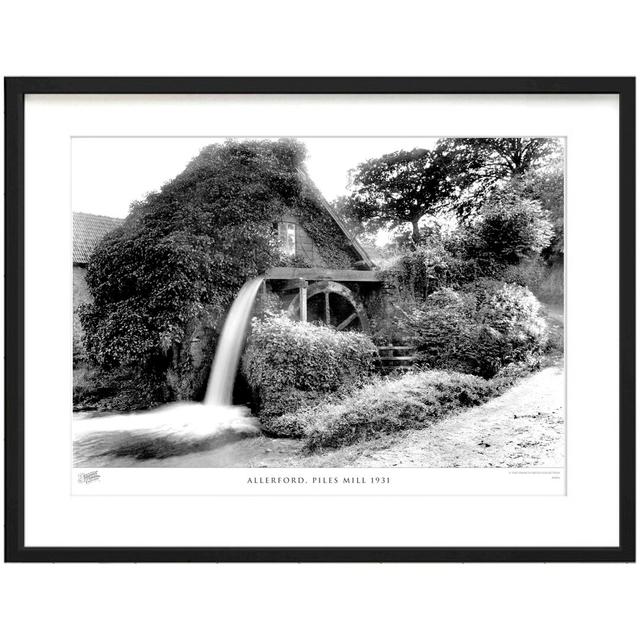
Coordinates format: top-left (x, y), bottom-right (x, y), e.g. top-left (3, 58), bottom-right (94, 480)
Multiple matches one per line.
top-left (73, 212), bottom-right (122, 264)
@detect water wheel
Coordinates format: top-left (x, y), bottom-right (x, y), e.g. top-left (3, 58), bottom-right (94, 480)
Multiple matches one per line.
top-left (287, 281), bottom-right (370, 332)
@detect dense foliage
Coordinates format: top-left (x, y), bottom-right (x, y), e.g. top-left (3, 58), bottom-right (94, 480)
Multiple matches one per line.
top-left (459, 189), bottom-right (554, 269)
top-left (344, 147), bottom-right (461, 244)
top-left (374, 186), bottom-right (552, 299)
top-left (511, 165), bottom-right (564, 262)
top-left (253, 281), bottom-right (551, 446)
top-left (243, 316), bottom-right (377, 392)
top-left (242, 316), bottom-right (377, 434)
top-left (275, 370), bottom-right (496, 450)
top-left (438, 137), bottom-right (560, 180)
top-left (341, 138), bottom-right (562, 247)
top-left (381, 238), bottom-right (480, 300)
top-left (397, 281), bottom-right (548, 377)
top-left (80, 139), bottom-right (357, 406)
top-left (269, 283), bottom-right (552, 449)
top-left (435, 137), bottom-right (562, 219)
top-left (73, 365), bottom-right (170, 412)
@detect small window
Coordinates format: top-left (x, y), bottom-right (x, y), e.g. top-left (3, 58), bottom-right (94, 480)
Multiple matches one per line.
top-left (278, 222), bottom-right (296, 256)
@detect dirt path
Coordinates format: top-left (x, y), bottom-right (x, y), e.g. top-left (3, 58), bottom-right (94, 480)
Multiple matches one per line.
top-left (302, 363), bottom-right (565, 468)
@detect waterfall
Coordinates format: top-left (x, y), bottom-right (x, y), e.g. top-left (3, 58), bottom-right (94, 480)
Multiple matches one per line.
top-left (73, 276), bottom-right (265, 465)
top-left (204, 276), bottom-right (265, 406)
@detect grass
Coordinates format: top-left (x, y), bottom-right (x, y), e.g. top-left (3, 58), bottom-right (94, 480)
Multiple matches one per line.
top-left (268, 368), bottom-right (533, 452)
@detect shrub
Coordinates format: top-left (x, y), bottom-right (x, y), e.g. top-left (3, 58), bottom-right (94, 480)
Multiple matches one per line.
top-left (370, 235), bottom-right (484, 346)
top-left (501, 256), bottom-right (549, 291)
top-left (503, 258), bottom-right (564, 305)
top-left (512, 166), bottom-right (564, 264)
top-left (402, 288), bottom-right (475, 367)
top-left (242, 316), bottom-right (377, 433)
top-left (404, 280), bottom-right (548, 377)
top-left (461, 190), bottom-right (554, 268)
top-left (284, 370), bottom-right (496, 450)
top-left (382, 237), bottom-right (479, 301)
top-left (243, 315), bottom-right (377, 393)
top-left (470, 279), bottom-right (548, 360)
top-left (258, 389), bottom-right (331, 437)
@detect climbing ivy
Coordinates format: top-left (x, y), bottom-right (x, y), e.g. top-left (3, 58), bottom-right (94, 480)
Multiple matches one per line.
top-left (80, 138), bottom-right (353, 408)
top-left (293, 180), bottom-right (358, 268)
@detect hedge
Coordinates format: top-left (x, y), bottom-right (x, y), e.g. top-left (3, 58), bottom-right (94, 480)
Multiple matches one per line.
top-left (271, 370), bottom-right (497, 451)
top-left (242, 315), bottom-right (377, 434)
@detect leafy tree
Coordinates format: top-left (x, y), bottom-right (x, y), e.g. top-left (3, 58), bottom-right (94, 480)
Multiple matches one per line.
top-left (80, 138), bottom-right (315, 404)
top-left (461, 188), bottom-right (554, 270)
top-left (440, 137), bottom-right (560, 179)
top-left (511, 164), bottom-right (564, 262)
top-left (436, 137), bottom-right (562, 219)
top-left (331, 195), bottom-right (370, 244)
top-left (345, 147), bottom-right (459, 245)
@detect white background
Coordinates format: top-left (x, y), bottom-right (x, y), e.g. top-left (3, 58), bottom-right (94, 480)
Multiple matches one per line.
top-left (1, 1), bottom-right (638, 639)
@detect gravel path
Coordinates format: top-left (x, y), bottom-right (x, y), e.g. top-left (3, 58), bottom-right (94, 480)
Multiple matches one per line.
top-left (307, 363), bottom-right (565, 468)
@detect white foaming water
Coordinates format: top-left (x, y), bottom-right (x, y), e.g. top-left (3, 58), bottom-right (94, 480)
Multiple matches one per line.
top-left (204, 276), bottom-right (265, 406)
top-left (73, 276), bottom-right (265, 464)
top-left (73, 402), bottom-right (258, 436)
top-left (73, 402), bottom-right (260, 464)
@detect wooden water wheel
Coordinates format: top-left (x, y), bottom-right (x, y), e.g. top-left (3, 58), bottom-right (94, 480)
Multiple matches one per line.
top-left (287, 280), bottom-right (370, 332)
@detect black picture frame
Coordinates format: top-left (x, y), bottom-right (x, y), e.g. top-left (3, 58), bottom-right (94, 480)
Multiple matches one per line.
top-left (4, 76), bottom-right (636, 563)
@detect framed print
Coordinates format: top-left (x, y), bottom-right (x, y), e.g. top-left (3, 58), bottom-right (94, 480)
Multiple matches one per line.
top-left (4, 77), bottom-right (635, 562)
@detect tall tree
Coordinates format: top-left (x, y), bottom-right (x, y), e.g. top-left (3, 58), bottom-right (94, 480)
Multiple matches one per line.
top-left (436, 137), bottom-right (561, 219)
top-left (439, 137), bottom-right (560, 178)
top-left (345, 147), bottom-right (459, 245)
top-left (511, 162), bottom-right (564, 262)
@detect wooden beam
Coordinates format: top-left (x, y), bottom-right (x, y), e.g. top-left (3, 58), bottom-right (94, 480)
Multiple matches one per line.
top-left (299, 282), bottom-right (308, 322)
top-left (324, 291), bottom-right (330, 325)
top-left (281, 278), bottom-right (311, 291)
top-left (266, 267), bottom-right (382, 283)
top-left (336, 312), bottom-right (357, 331)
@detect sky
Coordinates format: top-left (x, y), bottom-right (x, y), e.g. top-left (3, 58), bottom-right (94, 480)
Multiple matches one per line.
top-left (71, 137), bottom-right (437, 219)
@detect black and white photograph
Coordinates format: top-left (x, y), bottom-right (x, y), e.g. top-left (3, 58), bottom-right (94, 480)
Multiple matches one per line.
top-left (4, 73), bottom-right (634, 569)
top-left (72, 135), bottom-right (565, 472)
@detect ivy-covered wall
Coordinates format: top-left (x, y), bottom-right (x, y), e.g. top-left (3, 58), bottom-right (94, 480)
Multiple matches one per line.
top-left (279, 177), bottom-right (363, 269)
top-left (73, 266), bottom-right (91, 364)
top-left (79, 139), bottom-right (370, 410)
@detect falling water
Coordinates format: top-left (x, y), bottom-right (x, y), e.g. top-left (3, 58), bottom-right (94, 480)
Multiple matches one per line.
top-left (73, 276), bottom-right (265, 465)
top-left (204, 276), bottom-right (265, 406)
